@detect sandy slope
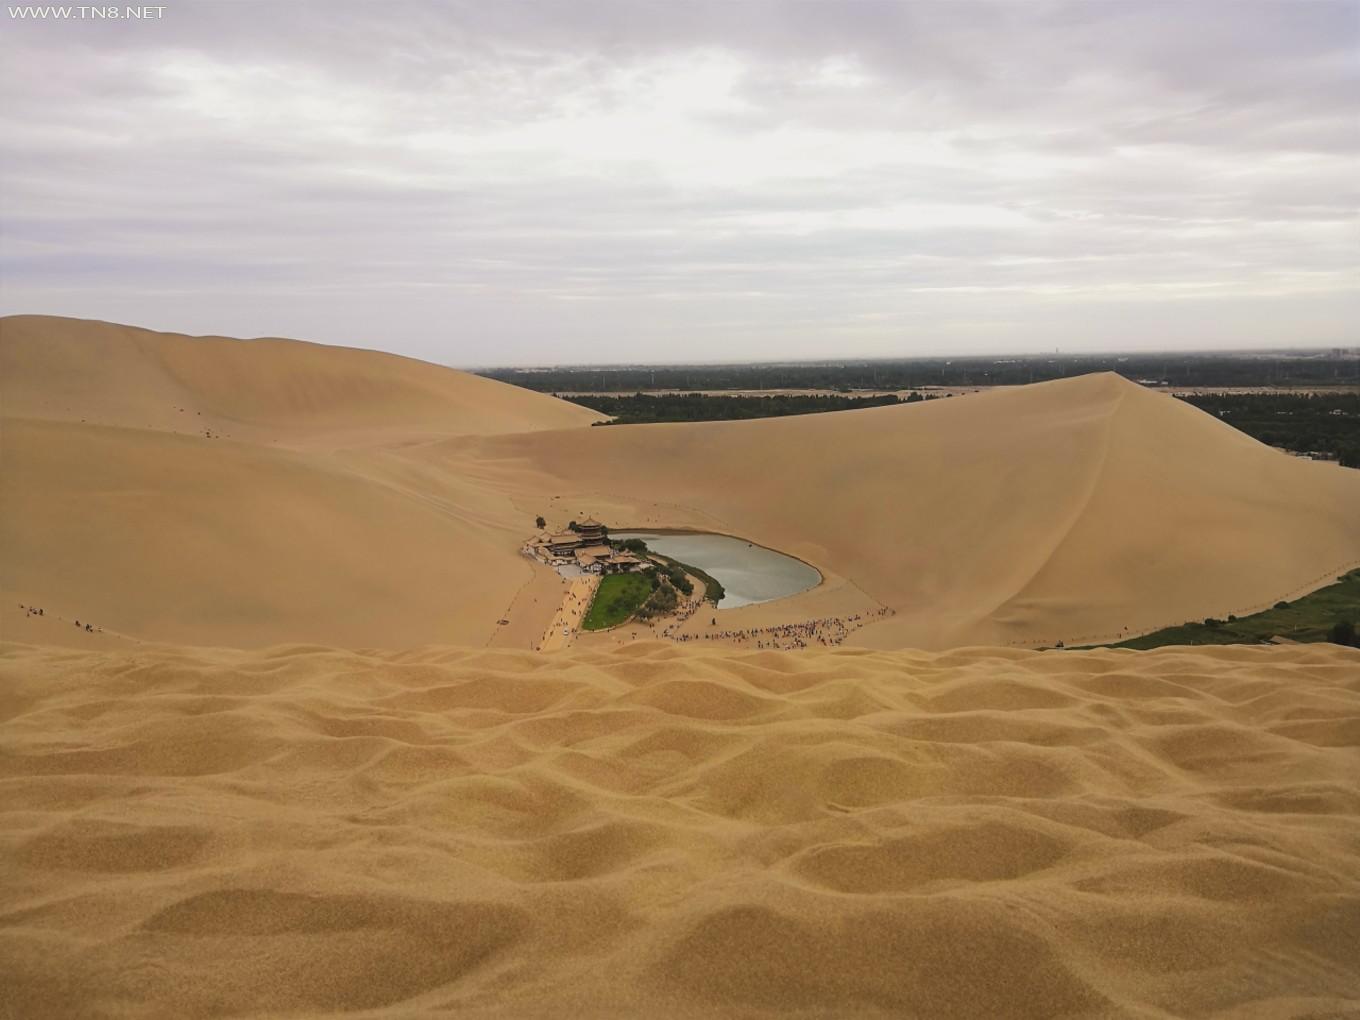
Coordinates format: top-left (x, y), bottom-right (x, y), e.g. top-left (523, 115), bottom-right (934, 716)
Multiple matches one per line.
top-left (468, 372), bottom-right (1360, 647)
top-left (0, 316), bottom-right (598, 647)
top-left (1, 639), bottom-right (1357, 1018)
top-left (0, 315), bottom-right (600, 443)
top-left (0, 417), bottom-right (527, 647)
top-left (4, 316), bottom-right (1358, 652)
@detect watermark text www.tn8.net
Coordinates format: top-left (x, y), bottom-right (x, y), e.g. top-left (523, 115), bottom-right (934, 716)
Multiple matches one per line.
top-left (8, 5), bottom-right (166, 19)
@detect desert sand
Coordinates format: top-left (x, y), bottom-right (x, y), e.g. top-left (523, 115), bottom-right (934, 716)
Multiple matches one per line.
top-left (2, 316), bottom-right (1359, 1017)
top-left (2, 640), bottom-right (1358, 1017)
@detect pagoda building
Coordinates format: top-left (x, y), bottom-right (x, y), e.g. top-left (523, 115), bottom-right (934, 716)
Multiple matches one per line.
top-left (575, 518), bottom-right (607, 543)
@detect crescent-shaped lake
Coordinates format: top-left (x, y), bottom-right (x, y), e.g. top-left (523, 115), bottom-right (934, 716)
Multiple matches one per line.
top-left (612, 531), bottom-right (821, 608)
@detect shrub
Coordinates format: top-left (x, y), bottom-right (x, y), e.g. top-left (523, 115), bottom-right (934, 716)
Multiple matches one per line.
top-left (1329, 619), bottom-right (1357, 647)
top-left (1204, 618), bottom-right (1223, 628)
top-left (535, 516), bottom-right (546, 529)
top-left (651, 583), bottom-right (678, 613)
top-left (1274, 601), bottom-right (1289, 610)
top-left (662, 562), bottom-right (694, 596)
top-left (636, 579), bottom-right (679, 620)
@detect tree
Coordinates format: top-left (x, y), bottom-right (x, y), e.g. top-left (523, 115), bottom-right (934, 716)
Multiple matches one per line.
top-left (535, 516), bottom-right (546, 529)
top-left (1328, 619), bottom-right (1357, 647)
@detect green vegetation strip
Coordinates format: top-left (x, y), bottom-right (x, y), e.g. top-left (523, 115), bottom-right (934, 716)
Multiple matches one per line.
top-left (616, 538), bottom-right (726, 605)
top-left (582, 573), bottom-right (656, 631)
top-left (1179, 392), bottom-right (1359, 466)
top-left (653, 554), bottom-right (726, 606)
top-left (481, 351), bottom-right (1360, 395)
top-left (1104, 570), bottom-right (1360, 649)
top-left (569, 392), bottom-right (919, 424)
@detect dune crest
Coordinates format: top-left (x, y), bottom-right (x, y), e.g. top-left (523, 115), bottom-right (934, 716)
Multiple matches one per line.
top-left (2, 639), bottom-right (1357, 1017)
top-left (0, 314), bottom-right (599, 442)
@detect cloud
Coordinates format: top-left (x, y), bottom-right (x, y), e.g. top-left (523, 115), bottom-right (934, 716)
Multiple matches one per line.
top-left (2, 0), bottom-right (1356, 364)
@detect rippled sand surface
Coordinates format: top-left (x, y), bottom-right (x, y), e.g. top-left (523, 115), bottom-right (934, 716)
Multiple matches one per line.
top-left (4, 640), bottom-right (1357, 1018)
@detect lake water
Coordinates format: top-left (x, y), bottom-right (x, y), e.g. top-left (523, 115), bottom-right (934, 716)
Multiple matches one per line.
top-left (613, 532), bottom-right (821, 608)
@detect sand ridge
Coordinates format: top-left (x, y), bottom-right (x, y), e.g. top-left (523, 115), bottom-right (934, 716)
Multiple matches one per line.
top-left (1, 639), bottom-right (1357, 1017)
top-left (0, 314), bottom-right (600, 444)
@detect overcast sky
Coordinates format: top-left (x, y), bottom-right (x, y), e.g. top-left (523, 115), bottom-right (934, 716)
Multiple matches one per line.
top-left (2, 1), bottom-right (1356, 366)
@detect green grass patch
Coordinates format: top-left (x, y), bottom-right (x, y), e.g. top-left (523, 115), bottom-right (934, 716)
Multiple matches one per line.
top-left (618, 538), bottom-right (726, 605)
top-left (1105, 569), bottom-right (1360, 649)
top-left (582, 573), bottom-right (656, 631)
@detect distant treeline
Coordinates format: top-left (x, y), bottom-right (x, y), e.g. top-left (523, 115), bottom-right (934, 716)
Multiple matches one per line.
top-left (1108, 569), bottom-right (1360, 650)
top-left (1180, 392), bottom-right (1360, 467)
top-left (571, 391), bottom-right (927, 424)
top-left (483, 352), bottom-right (1360, 393)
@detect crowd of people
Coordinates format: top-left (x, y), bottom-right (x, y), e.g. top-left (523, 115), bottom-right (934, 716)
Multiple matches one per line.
top-left (657, 589), bottom-right (708, 637)
top-left (539, 555), bottom-right (897, 652)
top-left (666, 606), bottom-right (895, 649)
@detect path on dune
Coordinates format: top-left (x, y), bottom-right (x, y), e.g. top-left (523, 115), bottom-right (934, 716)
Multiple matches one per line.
top-left (539, 574), bottom-right (598, 651)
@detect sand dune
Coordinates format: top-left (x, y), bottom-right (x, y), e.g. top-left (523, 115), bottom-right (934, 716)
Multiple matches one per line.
top-left (3, 316), bottom-right (1357, 651)
top-left (464, 371), bottom-right (1360, 647)
top-left (0, 314), bottom-right (600, 443)
top-left (2, 639), bottom-right (1357, 1017)
top-left (1, 316), bottom-right (598, 647)
top-left (1, 416), bottom-right (527, 647)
